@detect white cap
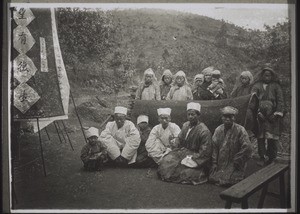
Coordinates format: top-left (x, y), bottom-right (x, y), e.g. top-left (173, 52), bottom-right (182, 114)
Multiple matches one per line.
top-left (114, 106), bottom-right (128, 115)
top-left (187, 102), bottom-right (201, 112)
top-left (157, 108), bottom-right (172, 116)
top-left (84, 127), bottom-right (99, 138)
top-left (137, 115), bottom-right (149, 124)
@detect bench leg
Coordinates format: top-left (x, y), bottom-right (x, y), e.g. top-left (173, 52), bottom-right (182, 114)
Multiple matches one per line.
top-left (257, 184), bottom-right (268, 208)
top-left (241, 199), bottom-right (248, 209)
top-left (279, 174), bottom-right (286, 208)
top-left (224, 200), bottom-right (232, 209)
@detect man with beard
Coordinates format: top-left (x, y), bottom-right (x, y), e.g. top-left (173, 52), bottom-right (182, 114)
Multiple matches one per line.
top-left (157, 102), bottom-right (212, 185)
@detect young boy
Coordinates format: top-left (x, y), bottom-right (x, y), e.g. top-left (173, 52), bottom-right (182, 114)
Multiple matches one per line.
top-left (159, 69), bottom-right (173, 100)
top-left (207, 70), bottom-right (225, 98)
top-left (136, 68), bottom-right (161, 100)
top-left (81, 127), bottom-right (108, 171)
top-left (134, 115), bottom-right (157, 168)
top-left (166, 70), bottom-right (193, 101)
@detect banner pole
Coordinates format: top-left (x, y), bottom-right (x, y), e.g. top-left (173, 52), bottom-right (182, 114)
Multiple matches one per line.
top-left (70, 90), bottom-right (88, 144)
top-left (56, 121), bottom-right (67, 144)
top-left (53, 121), bottom-right (63, 144)
top-left (44, 127), bottom-right (51, 140)
top-left (61, 121), bottom-right (74, 151)
top-left (37, 118), bottom-right (47, 177)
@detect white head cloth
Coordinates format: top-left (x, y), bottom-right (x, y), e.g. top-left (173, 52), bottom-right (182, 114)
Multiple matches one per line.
top-left (84, 127), bottom-right (99, 138)
top-left (114, 106), bottom-right (128, 115)
top-left (157, 108), bottom-right (172, 116)
top-left (137, 115), bottom-right (149, 124)
top-left (187, 102), bottom-right (201, 112)
top-left (240, 70), bottom-right (254, 84)
top-left (143, 68), bottom-right (157, 82)
top-left (174, 70), bottom-right (189, 85)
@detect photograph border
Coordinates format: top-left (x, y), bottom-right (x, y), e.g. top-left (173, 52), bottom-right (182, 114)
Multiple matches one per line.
top-left (2, 0), bottom-right (297, 213)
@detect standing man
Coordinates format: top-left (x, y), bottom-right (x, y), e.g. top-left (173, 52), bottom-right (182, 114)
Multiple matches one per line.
top-left (99, 106), bottom-right (141, 167)
top-left (145, 108), bottom-right (181, 164)
top-left (209, 106), bottom-right (252, 186)
top-left (251, 66), bottom-right (285, 166)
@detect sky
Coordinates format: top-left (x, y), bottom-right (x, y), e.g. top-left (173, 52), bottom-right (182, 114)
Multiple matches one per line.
top-left (11, 3), bottom-right (291, 30)
top-left (98, 3), bottom-right (290, 30)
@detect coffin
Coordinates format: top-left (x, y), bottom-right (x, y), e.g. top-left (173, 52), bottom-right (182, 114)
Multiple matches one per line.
top-left (129, 94), bottom-right (259, 134)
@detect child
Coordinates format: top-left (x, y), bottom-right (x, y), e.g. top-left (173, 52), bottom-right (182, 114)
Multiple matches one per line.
top-left (81, 127), bottom-right (108, 171)
top-left (159, 69), bottom-right (173, 100)
top-left (207, 70), bottom-right (225, 98)
top-left (230, 70), bottom-right (254, 98)
top-left (134, 115), bottom-right (157, 168)
top-left (166, 70), bottom-right (193, 101)
top-left (192, 74), bottom-right (204, 100)
top-left (136, 68), bottom-right (161, 100)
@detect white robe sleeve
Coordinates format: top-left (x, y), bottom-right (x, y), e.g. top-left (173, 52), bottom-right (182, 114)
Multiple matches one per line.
top-left (99, 122), bottom-right (121, 160)
top-left (120, 121), bottom-right (141, 161)
top-left (145, 126), bottom-right (166, 163)
top-left (172, 123), bottom-right (181, 137)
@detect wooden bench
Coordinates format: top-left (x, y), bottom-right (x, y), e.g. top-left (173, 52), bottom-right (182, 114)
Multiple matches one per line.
top-left (219, 162), bottom-right (289, 209)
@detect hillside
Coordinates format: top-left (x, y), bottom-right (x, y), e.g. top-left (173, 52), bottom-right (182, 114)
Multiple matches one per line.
top-left (56, 8), bottom-right (291, 102)
top-left (108, 9), bottom-right (254, 86)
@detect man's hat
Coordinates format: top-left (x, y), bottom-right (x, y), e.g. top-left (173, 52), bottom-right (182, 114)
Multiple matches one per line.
top-left (187, 102), bottom-right (201, 112)
top-left (221, 106), bottom-right (238, 115)
top-left (157, 108), bottom-right (172, 116)
top-left (114, 106), bottom-right (127, 115)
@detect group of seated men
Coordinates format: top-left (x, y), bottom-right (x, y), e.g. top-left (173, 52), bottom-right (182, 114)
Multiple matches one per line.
top-left (81, 103), bottom-right (252, 187)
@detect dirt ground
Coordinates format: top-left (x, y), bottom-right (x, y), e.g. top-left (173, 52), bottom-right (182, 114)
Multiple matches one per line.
top-left (12, 90), bottom-right (290, 211)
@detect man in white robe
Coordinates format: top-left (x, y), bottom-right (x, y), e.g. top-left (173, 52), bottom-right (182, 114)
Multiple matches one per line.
top-left (99, 106), bottom-right (141, 167)
top-left (145, 108), bottom-right (181, 164)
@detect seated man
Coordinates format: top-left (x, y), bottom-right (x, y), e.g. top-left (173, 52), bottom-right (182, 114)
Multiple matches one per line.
top-left (133, 115), bottom-right (157, 168)
top-left (80, 127), bottom-right (108, 171)
top-left (209, 106), bottom-right (252, 187)
top-left (157, 102), bottom-right (212, 185)
top-left (145, 108), bottom-right (181, 165)
top-left (99, 106), bottom-right (141, 167)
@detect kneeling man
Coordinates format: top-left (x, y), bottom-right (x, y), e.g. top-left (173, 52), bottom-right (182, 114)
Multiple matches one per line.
top-left (99, 106), bottom-right (141, 167)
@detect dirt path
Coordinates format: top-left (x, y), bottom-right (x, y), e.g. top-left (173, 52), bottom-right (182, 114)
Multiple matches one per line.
top-left (12, 90), bottom-right (286, 210)
top-left (13, 123), bottom-right (281, 210)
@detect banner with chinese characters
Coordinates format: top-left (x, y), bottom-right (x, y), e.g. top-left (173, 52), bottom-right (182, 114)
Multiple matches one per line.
top-left (12, 7), bottom-right (70, 128)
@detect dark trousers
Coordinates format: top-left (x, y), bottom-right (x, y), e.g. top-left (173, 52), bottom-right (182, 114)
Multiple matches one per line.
top-left (258, 138), bottom-right (278, 161)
